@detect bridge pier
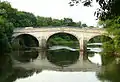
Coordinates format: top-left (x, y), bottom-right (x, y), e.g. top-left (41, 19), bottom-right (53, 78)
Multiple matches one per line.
top-left (38, 36), bottom-right (47, 49)
top-left (79, 38), bottom-right (84, 60)
top-left (79, 39), bottom-right (87, 60)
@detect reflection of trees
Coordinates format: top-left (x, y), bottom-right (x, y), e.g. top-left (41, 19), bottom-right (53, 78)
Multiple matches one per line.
top-left (0, 54), bottom-right (12, 82)
top-left (101, 54), bottom-right (115, 65)
top-left (97, 63), bottom-right (120, 82)
top-left (0, 54), bottom-right (42, 82)
top-left (12, 50), bottom-right (38, 63)
top-left (87, 36), bottom-right (113, 66)
top-left (1, 67), bottom-right (42, 82)
top-left (47, 49), bottom-right (79, 67)
top-left (4, 67), bottom-right (42, 82)
top-left (96, 36), bottom-right (120, 82)
top-left (87, 51), bottom-right (95, 57)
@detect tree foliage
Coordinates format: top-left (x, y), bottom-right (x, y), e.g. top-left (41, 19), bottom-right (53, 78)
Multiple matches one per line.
top-left (36, 16), bottom-right (87, 27)
top-left (14, 11), bottom-right (37, 27)
top-left (69, 0), bottom-right (120, 20)
top-left (99, 16), bottom-right (120, 55)
top-left (0, 16), bottom-right (13, 54)
top-left (47, 33), bottom-right (79, 48)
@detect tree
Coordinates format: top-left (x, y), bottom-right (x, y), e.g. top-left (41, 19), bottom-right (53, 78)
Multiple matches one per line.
top-left (63, 18), bottom-right (76, 26)
top-left (36, 16), bottom-right (52, 26)
top-left (76, 21), bottom-right (82, 27)
top-left (100, 16), bottom-right (120, 55)
top-left (0, 1), bottom-right (17, 24)
top-left (0, 16), bottom-right (14, 54)
top-left (69, 0), bottom-right (120, 20)
top-left (89, 26), bottom-right (95, 28)
top-left (14, 11), bottom-right (37, 27)
top-left (0, 1), bottom-right (37, 28)
top-left (52, 19), bottom-right (62, 26)
top-left (81, 23), bottom-right (87, 27)
top-left (0, 1), bottom-right (15, 54)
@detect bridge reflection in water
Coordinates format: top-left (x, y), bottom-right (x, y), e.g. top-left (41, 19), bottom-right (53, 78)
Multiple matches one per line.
top-left (12, 46), bottom-right (101, 72)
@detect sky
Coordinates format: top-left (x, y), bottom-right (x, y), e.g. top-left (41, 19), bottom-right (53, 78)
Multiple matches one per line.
top-left (2, 0), bottom-right (99, 26)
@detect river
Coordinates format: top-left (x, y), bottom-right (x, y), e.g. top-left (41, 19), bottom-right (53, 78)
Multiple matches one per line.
top-left (0, 45), bottom-right (119, 82)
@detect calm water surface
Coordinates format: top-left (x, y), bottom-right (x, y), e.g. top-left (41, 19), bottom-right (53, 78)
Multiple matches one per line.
top-left (15, 71), bottom-right (101, 82)
top-left (1, 45), bottom-right (119, 82)
top-left (12, 45), bottom-right (103, 82)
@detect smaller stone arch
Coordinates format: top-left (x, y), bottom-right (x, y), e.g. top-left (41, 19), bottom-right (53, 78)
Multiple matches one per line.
top-left (12, 34), bottom-right (39, 47)
top-left (12, 34), bottom-right (40, 63)
top-left (46, 32), bottom-right (80, 67)
top-left (87, 35), bottom-right (112, 43)
top-left (87, 35), bottom-right (112, 65)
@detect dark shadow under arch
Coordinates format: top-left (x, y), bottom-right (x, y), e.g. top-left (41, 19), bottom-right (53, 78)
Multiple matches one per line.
top-left (46, 32), bottom-right (80, 67)
top-left (12, 34), bottom-right (39, 47)
top-left (87, 35), bottom-right (112, 65)
top-left (12, 34), bottom-right (39, 63)
top-left (88, 35), bottom-right (112, 43)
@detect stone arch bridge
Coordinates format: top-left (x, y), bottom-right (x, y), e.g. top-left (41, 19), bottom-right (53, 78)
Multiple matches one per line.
top-left (13, 27), bottom-right (106, 51)
top-left (12, 27), bottom-right (106, 71)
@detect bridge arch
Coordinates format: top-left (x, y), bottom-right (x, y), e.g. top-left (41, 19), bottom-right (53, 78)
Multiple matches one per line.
top-left (12, 34), bottom-right (40, 63)
top-left (46, 32), bottom-right (80, 67)
top-left (46, 32), bottom-right (80, 47)
top-left (87, 35), bottom-right (112, 43)
top-left (87, 35), bottom-right (112, 65)
top-left (12, 34), bottom-right (39, 47)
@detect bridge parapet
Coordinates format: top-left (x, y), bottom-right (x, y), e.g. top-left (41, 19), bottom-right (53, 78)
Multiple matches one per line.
top-left (14, 27), bottom-right (106, 33)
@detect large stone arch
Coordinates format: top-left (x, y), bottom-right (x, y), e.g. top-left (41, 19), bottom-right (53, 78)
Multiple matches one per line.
top-left (46, 31), bottom-right (80, 47)
top-left (46, 31), bottom-right (80, 41)
top-left (45, 32), bottom-right (81, 67)
top-left (12, 33), bottom-right (39, 47)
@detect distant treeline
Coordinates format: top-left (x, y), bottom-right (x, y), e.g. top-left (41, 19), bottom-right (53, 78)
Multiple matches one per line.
top-left (0, 1), bottom-right (88, 28)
